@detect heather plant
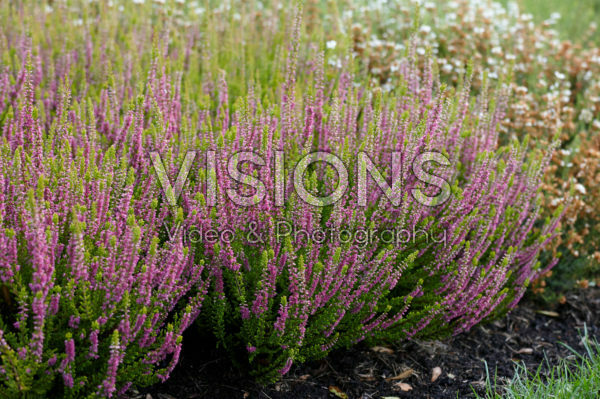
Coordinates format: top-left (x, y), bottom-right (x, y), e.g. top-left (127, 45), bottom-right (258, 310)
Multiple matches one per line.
top-left (159, 10), bottom-right (560, 381)
top-left (85, 0), bottom-right (596, 297)
top-left (0, 0), bottom-right (564, 392)
top-left (0, 31), bottom-right (209, 399)
top-left (329, 0), bottom-right (600, 297)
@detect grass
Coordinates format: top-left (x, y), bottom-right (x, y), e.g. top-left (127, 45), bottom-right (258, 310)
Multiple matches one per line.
top-left (475, 326), bottom-right (600, 399)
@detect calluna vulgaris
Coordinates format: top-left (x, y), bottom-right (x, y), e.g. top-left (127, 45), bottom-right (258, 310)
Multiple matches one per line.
top-left (0, 1), bottom-right (562, 397)
top-left (340, 0), bottom-right (600, 291)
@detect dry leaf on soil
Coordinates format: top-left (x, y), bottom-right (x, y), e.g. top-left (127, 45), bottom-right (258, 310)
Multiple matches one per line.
top-left (358, 373), bottom-right (376, 381)
top-left (516, 348), bottom-right (534, 355)
top-left (536, 310), bottom-right (559, 317)
top-left (328, 386), bottom-right (349, 399)
top-left (394, 382), bottom-right (413, 391)
top-left (371, 346), bottom-right (394, 354)
top-left (386, 368), bottom-right (414, 381)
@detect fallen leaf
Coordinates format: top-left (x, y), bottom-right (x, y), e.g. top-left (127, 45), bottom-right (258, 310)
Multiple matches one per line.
top-left (358, 373), bottom-right (376, 381)
top-left (386, 368), bottom-right (414, 381)
top-left (516, 348), bottom-right (534, 355)
top-left (431, 366), bottom-right (442, 382)
top-left (447, 373), bottom-right (456, 380)
top-left (371, 346), bottom-right (394, 354)
top-left (297, 374), bottom-right (311, 381)
top-left (328, 386), bottom-right (348, 399)
top-left (394, 382), bottom-right (413, 391)
top-left (536, 310), bottom-right (559, 317)
top-left (243, 392), bottom-right (249, 399)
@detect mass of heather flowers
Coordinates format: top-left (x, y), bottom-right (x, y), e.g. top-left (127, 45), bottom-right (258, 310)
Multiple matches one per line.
top-left (0, 0), bottom-right (573, 397)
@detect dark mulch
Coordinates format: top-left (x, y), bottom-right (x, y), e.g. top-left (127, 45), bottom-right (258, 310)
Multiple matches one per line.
top-left (137, 287), bottom-right (600, 399)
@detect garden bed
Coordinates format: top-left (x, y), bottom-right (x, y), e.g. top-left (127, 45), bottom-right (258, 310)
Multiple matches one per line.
top-left (140, 287), bottom-right (600, 399)
top-left (2, 2), bottom-right (599, 398)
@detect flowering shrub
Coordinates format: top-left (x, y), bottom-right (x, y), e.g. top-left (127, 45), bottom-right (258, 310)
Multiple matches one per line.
top-left (0, 0), bottom-right (563, 393)
top-left (332, 0), bottom-right (600, 296)
top-left (0, 37), bottom-right (208, 399)
top-left (163, 10), bottom-right (559, 380)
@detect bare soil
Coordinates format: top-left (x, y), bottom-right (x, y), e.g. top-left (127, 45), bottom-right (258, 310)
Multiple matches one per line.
top-left (137, 287), bottom-right (600, 399)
